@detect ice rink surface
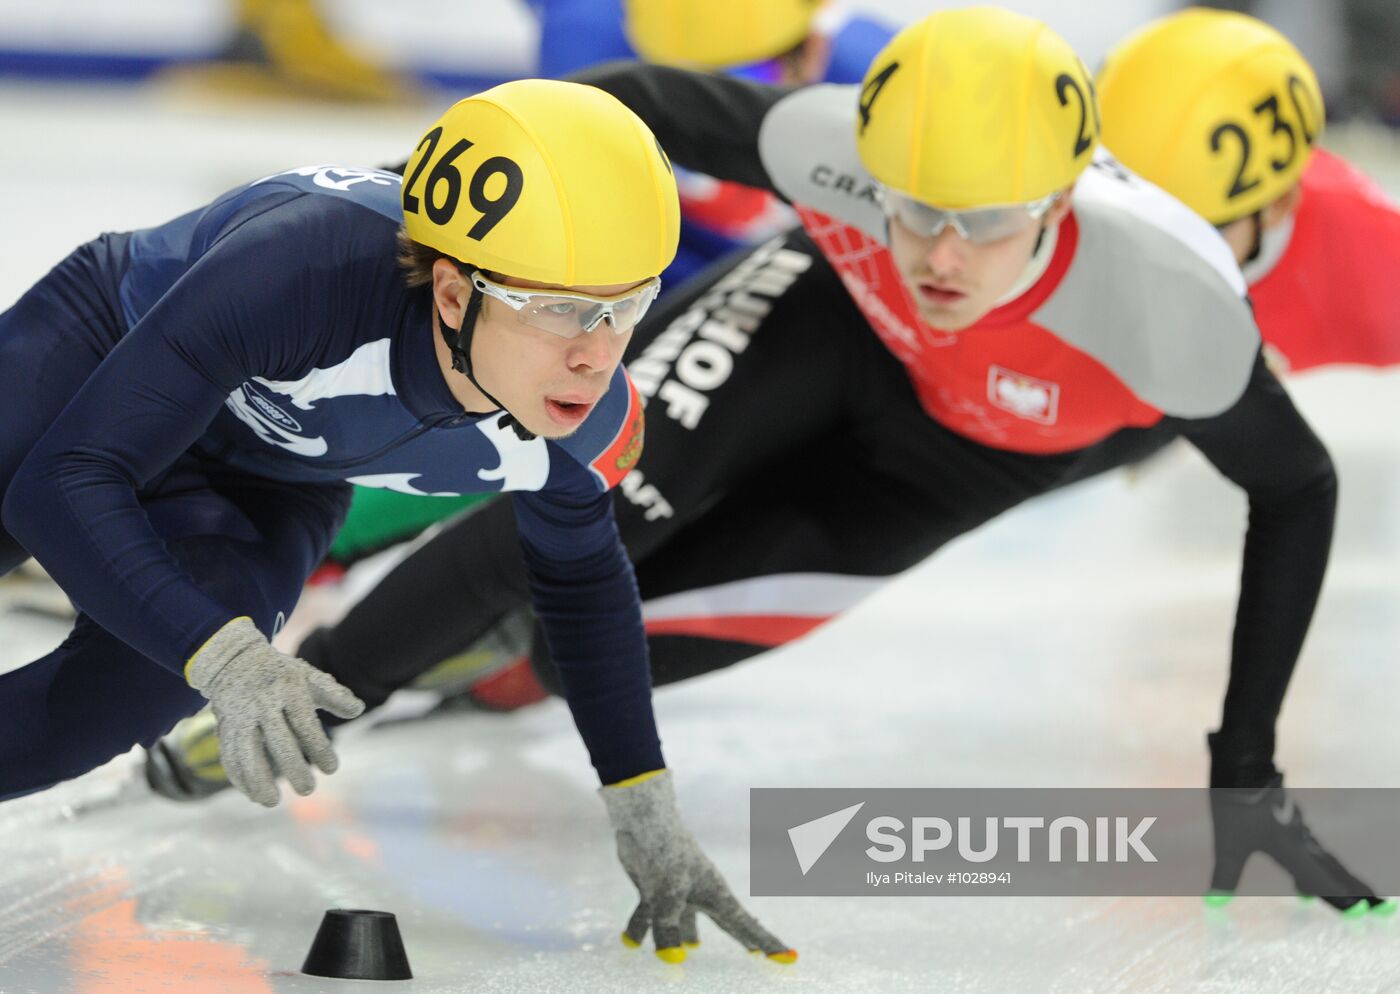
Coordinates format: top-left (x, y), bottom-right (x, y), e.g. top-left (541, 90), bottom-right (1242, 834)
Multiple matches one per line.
top-left (2, 75), bottom-right (1400, 993)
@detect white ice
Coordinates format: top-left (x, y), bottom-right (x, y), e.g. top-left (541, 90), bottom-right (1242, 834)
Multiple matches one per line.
top-left (3, 69), bottom-right (1400, 993)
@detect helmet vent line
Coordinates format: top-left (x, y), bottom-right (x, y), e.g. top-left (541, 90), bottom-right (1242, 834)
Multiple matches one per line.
top-left (907, 27), bottom-right (931, 199)
top-left (1014, 25), bottom-right (1045, 204)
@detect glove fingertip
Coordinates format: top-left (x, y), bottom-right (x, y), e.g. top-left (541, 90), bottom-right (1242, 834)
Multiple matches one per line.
top-left (620, 932), bottom-right (640, 950)
top-left (308, 672), bottom-right (366, 717)
top-left (328, 683), bottom-right (365, 711)
top-left (682, 940), bottom-right (701, 949)
top-left (767, 949), bottom-right (798, 965)
top-left (340, 696), bottom-right (367, 718)
top-left (655, 946), bottom-right (686, 965)
top-left (243, 774), bottom-right (279, 809)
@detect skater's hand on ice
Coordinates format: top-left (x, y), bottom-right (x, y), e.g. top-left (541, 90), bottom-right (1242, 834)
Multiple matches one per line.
top-left (1206, 775), bottom-right (1395, 916)
top-left (600, 769), bottom-right (797, 965)
top-left (185, 617), bottom-right (365, 807)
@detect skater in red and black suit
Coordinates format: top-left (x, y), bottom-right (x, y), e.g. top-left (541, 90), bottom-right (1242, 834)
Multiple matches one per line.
top-left (151, 8), bottom-right (1391, 916)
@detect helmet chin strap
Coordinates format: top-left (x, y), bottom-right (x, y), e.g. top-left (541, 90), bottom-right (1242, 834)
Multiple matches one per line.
top-left (1242, 211), bottom-right (1265, 266)
top-left (440, 268), bottom-right (537, 442)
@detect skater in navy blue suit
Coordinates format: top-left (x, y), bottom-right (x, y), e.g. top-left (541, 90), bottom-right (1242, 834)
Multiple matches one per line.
top-left (0, 78), bottom-right (796, 966)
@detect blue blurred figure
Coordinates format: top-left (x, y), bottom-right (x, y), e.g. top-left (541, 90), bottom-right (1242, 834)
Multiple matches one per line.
top-left (528, 0), bottom-right (894, 284)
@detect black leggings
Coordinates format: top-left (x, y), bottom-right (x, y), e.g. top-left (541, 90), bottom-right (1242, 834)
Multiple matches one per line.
top-left (299, 229), bottom-right (1175, 704)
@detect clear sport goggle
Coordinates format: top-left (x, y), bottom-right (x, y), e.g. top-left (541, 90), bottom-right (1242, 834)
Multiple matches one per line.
top-left (880, 188), bottom-right (1061, 244)
top-left (472, 272), bottom-right (662, 339)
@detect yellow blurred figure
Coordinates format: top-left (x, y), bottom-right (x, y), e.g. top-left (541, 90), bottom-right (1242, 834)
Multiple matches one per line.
top-left (622, 0), bottom-right (823, 69)
top-left (167, 0), bottom-right (409, 102)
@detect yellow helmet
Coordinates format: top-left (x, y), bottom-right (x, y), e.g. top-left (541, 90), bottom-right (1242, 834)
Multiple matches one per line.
top-left (1098, 8), bottom-right (1324, 225)
top-left (623, 0), bottom-right (820, 69)
top-left (401, 79), bottom-right (680, 286)
top-left (855, 6), bottom-right (1098, 209)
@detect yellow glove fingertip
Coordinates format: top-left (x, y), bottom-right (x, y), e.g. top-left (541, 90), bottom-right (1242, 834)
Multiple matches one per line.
top-left (767, 949), bottom-right (799, 965)
top-left (682, 940), bottom-right (701, 949)
top-left (620, 932), bottom-right (641, 950)
top-left (655, 946), bottom-right (687, 964)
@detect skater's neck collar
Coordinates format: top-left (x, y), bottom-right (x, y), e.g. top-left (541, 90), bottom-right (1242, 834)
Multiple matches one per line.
top-left (994, 221), bottom-right (1059, 308)
top-left (968, 212), bottom-right (1080, 330)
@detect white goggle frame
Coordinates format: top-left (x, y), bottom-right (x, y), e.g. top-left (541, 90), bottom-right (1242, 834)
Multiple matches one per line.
top-left (472, 272), bottom-right (662, 339)
top-left (880, 188), bottom-right (1061, 244)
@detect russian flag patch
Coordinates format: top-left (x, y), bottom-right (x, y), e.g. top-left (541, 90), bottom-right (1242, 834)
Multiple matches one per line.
top-left (588, 373), bottom-right (645, 490)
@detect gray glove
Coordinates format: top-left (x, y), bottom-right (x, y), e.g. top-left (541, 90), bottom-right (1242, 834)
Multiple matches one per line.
top-left (186, 617), bottom-right (365, 807)
top-left (600, 769), bottom-right (796, 965)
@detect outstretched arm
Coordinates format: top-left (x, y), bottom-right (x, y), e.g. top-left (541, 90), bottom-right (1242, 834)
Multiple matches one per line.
top-left (1173, 351), bottom-right (1336, 787)
top-left (573, 60), bottom-right (791, 194)
top-left (516, 455), bottom-right (794, 963)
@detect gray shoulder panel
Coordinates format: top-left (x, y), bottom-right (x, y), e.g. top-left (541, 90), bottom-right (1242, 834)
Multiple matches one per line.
top-left (1035, 158), bottom-right (1259, 419)
top-left (757, 84), bottom-right (887, 243)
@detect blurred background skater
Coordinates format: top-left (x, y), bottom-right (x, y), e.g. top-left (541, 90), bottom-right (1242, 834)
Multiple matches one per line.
top-left (1069, 5), bottom-right (1400, 488)
top-left (535, 0), bottom-right (896, 287)
top-left (1099, 8), bottom-right (1400, 377)
top-left (166, 0), bottom-right (413, 101)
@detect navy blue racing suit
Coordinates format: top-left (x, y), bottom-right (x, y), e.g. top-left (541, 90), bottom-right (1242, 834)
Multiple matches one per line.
top-left (0, 164), bottom-right (659, 796)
